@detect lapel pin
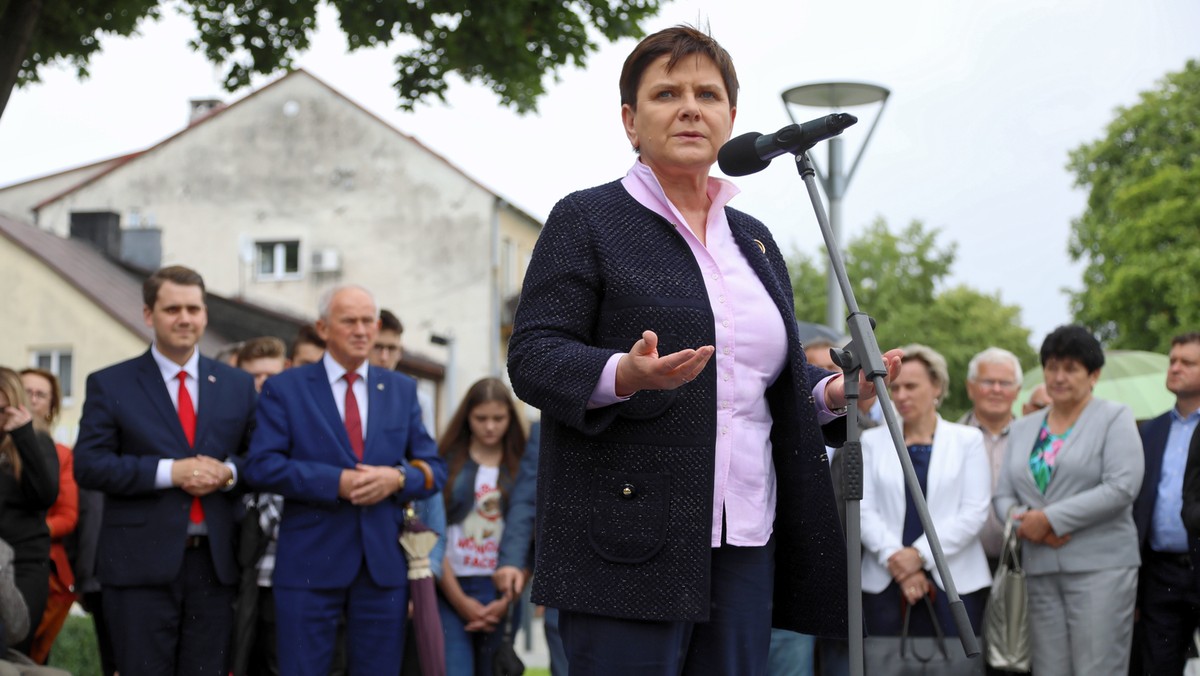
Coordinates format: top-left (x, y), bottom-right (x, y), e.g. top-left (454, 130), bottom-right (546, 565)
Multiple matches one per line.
top-left (753, 239), bottom-right (766, 254)
top-left (208, 375), bottom-right (217, 383)
top-left (377, 383), bottom-right (385, 391)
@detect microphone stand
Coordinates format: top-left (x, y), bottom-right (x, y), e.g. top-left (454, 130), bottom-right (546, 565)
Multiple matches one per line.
top-left (792, 152), bottom-right (980, 676)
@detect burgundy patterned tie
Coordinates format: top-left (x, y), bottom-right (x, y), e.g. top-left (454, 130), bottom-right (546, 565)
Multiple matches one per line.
top-left (343, 372), bottom-right (364, 460)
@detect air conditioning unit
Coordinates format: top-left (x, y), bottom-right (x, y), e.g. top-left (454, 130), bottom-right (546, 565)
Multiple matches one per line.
top-left (311, 248), bottom-right (341, 273)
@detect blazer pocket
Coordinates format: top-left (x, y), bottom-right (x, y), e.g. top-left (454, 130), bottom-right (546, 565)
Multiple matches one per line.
top-left (587, 468), bottom-right (670, 564)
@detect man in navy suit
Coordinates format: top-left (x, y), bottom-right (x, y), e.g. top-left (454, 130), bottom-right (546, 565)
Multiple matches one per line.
top-left (1133, 331), bottom-right (1200, 675)
top-left (244, 285), bottom-right (446, 676)
top-left (74, 265), bottom-right (257, 676)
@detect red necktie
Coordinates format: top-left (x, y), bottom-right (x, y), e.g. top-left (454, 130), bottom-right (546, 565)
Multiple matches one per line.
top-left (343, 372), bottom-right (364, 460)
top-left (177, 371), bottom-right (204, 524)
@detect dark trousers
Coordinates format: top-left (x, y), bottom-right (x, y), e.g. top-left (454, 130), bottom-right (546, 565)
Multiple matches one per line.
top-left (274, 563), bottom-right (407, 676)
top-left (559, 539), bottom-right (774, 675)
top-left (863, 581), bottom-right (987, 638)
top-left (247, 586), bottom-right (279, 676)
top-left (544, 606), bottom-right (568, 676)
top-left (103, 544), bottom-right (236, 676)
top-left (12, 557), bottom-right (49, 655)
top-left (1138, 550), bottom-right (1200, 675)
top-left (82, 591), bottom-right (118, 676)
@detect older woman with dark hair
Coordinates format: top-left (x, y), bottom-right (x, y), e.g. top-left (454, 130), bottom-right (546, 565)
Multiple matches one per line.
top-left (507, 24), bottom-right (899, 675)
top-left (993, 325), bottom-right (1143, 675)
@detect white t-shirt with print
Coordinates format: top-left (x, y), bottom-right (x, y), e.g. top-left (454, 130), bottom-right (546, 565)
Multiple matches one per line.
top-left (447, 465), bottom-right (505, 577)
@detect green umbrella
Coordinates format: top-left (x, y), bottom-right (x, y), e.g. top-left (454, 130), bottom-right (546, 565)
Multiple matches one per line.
top-left (1014, 350), bottom-right (1174, 421)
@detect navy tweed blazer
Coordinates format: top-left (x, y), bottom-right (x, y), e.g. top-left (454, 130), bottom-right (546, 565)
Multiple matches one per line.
top-left (507, 180), bottom-right (849, 637)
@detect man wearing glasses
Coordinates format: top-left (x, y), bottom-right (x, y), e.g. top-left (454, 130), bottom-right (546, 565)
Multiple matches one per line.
top-left (959, 347), bottom-right (1024, 573)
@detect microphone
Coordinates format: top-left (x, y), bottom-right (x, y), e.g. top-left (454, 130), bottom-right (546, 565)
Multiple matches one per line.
top-left (718, 113), bottom-right (858, 176)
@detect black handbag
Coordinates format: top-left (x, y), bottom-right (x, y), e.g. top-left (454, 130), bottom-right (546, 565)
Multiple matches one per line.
top-left (863, 594), bottom-right (984, 675)
top-left (491, 596), bottom-right (525, 676)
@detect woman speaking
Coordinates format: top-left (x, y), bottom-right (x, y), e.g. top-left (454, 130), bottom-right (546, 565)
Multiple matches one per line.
top-left (507, 24), bottom-right (899, 675)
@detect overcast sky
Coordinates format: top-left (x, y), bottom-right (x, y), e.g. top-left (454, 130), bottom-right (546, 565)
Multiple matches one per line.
top-left (1, 0), bottom-right (1197, 346)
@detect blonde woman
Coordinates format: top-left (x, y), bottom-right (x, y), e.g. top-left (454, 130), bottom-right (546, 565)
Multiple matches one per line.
top-left (860, 345), bottom-right (992, 638)
top-left (0, 366), bottom-right (59, 654)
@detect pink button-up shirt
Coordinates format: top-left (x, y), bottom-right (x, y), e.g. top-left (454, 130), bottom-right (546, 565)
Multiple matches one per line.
top-left (589, 160), bottom-right (839, 547)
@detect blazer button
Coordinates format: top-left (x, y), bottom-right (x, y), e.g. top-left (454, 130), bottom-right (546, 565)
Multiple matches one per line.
top-left (620, 483), bottom-right (636, 499)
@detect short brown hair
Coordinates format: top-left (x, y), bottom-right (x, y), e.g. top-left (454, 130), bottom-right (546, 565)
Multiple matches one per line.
top-left (1172, 332), bottom-right (1200, 348)
top-left (379, 309), bottom-right (403, 335)
top-left (619, 25), bottom-right (739, 110)
top-left (143, 265), bottom-right (205, 308)
top-left (236, 336), bottom-right (287, 367)
top-left (291, 324), bottom-right (325, 358)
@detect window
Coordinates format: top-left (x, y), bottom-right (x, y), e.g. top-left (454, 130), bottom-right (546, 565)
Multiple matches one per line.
top-left (255, 241), bottom-right (301, 279)
top-left (31, 348), bottom-right (73, 401)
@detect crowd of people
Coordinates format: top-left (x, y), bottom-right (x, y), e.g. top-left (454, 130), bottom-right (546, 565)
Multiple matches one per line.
top-left (1, 23), bottom-right (1197, 676)
top-left (0, 267), bottom-right (540, 676)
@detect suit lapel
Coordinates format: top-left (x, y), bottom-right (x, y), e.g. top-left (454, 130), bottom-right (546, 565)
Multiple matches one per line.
top-left (309, 366), bottom-right (358, 464)
top-left (1011, 417), bottom-right (1048, 505)
top-left (195, 357), bottom-right (215, 455)
top-left (1145, 414), bottom-right (1172, 481)
top-left (136, 351), bottom-right (191, 456)
top-left (1043, 400), bottom-right (1099, 501)
top-left (728, 215), bottom-right (793, 328)
top-left (925, 419), bottom-right (950, 502)
top-left (364, 367), bottom-right (380, 461)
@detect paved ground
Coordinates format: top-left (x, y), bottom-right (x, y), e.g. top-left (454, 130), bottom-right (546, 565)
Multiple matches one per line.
top-left (513, 607), bottom-right (551, 669)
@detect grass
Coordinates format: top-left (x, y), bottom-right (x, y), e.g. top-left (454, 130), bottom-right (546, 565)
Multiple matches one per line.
top-left (47, 612), bottom-right (102, 675)
top-left (45, 612), bottom-right (554, 676)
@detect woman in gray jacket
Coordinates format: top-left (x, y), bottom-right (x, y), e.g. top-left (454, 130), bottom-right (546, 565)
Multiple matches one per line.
top-left (994, 325), bottom-right (1144, 675)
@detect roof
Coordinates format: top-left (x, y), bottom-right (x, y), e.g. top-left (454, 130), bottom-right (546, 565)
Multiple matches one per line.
top-left (0, 213), bottom-right (239, 355)
top-left (14, 69), bottom-right (541, 225)
top-left (0, 211), bottom-right (159, 347)
top-left (0, 212), bottom-right (446, 378)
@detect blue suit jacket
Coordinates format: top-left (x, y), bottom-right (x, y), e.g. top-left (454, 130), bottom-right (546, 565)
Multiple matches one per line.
top-left (243, 362), bottom-right (446, 589)
top-left (73, 350), bottom-right (257, 587)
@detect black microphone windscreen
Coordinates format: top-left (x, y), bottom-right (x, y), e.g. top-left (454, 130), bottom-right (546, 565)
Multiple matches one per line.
top-left (718, 132), bottom-right (770, 177)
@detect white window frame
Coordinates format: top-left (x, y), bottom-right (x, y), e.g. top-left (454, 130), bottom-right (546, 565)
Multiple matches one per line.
top-left (30, 347), bottom-right (74, 406)
top-left (255, 240), bottom-right (302, 281)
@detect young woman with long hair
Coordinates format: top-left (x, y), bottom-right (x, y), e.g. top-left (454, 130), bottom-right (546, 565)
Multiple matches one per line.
top-left (0, 366), bottom-right (59, 655)
top-left (436, 377), bottom-right (528, 676)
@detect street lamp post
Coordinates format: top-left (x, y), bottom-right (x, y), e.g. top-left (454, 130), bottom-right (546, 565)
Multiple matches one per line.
top-left (781, 82), bottom-right (889, 331)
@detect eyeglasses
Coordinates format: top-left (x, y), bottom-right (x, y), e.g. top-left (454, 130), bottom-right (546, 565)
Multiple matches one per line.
top-left (25, 390), bottom-right (51, 401)
top-left (975, 379), bottom-right (1017, 390)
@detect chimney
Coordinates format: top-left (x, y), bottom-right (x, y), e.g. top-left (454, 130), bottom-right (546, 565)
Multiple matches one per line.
top-left (69, 211), bottom-right (121, 260)
top-left (68, 210), bottom-right (163, 271)
top-left (120, 227), bottom-right (162, 272)
top-left (189, 98), bottom-right (226, 124)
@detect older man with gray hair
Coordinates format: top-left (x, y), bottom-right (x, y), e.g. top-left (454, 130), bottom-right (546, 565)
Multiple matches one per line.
top-left (959, 347), bottom-right (1023, 569)
top-left (244, 284), bottom-right (446, 676)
